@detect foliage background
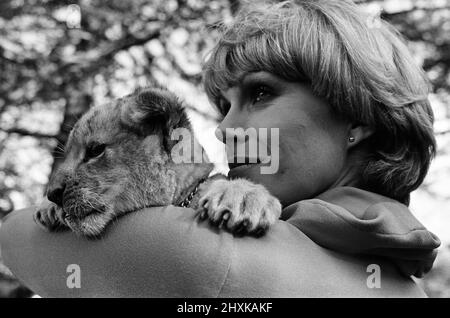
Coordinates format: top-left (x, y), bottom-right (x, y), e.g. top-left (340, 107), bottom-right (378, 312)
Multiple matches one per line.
top-left (0, 0), bottom-right (449, 297)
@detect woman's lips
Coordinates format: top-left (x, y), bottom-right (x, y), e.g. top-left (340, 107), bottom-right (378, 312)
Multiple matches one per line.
top-left (228, 157), bottom-right (261, 170)
top-left (228, 162), bottom-right (256, 170)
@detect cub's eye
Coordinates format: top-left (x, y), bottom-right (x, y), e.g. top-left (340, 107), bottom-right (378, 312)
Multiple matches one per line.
top-left (84, 143), bottom-right (106, 161)
top-left (251, 85), bottom-right (271, 104)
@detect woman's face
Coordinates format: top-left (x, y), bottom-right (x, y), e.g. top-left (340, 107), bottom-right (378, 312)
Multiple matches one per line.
top-left (216, 71), bottom-right (351, 206)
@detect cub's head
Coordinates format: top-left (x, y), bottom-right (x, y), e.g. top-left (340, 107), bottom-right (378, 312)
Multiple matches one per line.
top-left (47, 86), bottom-right (212, 237)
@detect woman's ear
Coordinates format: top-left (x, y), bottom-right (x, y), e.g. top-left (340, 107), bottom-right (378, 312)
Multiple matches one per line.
top-left (347, 123), bottom-right (374, 149)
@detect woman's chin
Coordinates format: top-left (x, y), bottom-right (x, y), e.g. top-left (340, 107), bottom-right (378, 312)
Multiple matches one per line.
top-left (228, 163), bottom-right (279, 187)
top-left (228, 165), bottom-right (308, 207)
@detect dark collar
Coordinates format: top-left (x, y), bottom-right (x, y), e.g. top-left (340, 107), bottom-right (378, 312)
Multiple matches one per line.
top-left (177, 178), bottom-right (207, 208)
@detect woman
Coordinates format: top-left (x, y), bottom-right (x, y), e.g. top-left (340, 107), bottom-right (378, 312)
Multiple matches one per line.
top-left (0, 0), bottom-right (441, 297)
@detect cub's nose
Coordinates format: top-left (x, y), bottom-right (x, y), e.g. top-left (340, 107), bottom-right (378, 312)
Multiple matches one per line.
top-left (47, 174), bottom-right (66, 206)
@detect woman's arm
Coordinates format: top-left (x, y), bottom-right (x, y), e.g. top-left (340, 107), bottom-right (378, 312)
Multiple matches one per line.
top-left (0, 206), bottom-right (233, 297)
top-left (0, 204), bottom-right (425, 297)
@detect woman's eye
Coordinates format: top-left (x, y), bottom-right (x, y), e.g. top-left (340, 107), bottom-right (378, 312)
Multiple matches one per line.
top-left (251, 85), bottom-right (271, 104)
top-left (85, 143), bottom-right (106, 161)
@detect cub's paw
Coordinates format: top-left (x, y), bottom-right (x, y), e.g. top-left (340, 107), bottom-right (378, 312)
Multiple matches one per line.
top-left (197, 178), bottom-right (281, 236)
top-left (33, 199), bottom-right (68, 232)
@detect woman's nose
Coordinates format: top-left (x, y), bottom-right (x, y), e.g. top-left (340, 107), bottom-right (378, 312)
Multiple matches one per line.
top-left (215, 109), bottom-right (245, 144)
top-left (214, 126), bottom-right (241, 144)
top-left (214, 126), bottom-right (226, 143)
top-left (215, 126), bottom-right (253, 149)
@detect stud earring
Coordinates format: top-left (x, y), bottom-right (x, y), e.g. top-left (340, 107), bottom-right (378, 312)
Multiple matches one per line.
top-left (349, 136), bottom-right (355, 143)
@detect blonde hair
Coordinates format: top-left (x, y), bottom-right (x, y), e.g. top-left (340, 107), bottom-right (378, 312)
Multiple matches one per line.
top-left (203, 0), bottom-right (436, 204)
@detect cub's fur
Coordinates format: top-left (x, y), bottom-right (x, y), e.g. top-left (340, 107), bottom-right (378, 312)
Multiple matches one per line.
top-left (34, 86), bottom-right (281, 237)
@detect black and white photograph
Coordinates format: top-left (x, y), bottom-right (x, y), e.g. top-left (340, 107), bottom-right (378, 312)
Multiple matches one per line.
top-left (0, 0), bottom-right (449, 300)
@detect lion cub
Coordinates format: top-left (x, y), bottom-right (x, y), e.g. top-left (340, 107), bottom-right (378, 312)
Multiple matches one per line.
top-left (34, 86), bottom-right (281, 237)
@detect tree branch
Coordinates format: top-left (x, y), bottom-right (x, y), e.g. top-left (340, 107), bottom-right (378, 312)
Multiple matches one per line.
top-left (381, 5), bottom-right (450, 18)
top-left (436, 129), bottom-right (450, 136)
top-left (162, 42), bottom-right (203, 85)
top-left (59, 29), bottom-right (162, 75)
top-left (423, 56), bottom-right (450, 71)
top-left (0, 127), bottom-right (57, 139)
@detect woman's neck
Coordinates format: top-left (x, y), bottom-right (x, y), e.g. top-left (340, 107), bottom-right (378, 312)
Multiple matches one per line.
top-left (329, 147), bottom-right (368, 190)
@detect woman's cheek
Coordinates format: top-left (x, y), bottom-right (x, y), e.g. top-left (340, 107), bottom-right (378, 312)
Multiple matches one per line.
top-left (279, 129), bottom-right (345, 196)
top-left (307, 135), bottom-right (347, 189)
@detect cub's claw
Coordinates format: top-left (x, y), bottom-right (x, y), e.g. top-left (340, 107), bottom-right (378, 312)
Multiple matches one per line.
top-left (33, 199), bottom-right (68, 232)
top-left (197, 178), bottom-right (281, 236)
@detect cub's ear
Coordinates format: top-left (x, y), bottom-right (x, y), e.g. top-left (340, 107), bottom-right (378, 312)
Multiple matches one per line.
top-left (121, 86), bottom-right (191, 137)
